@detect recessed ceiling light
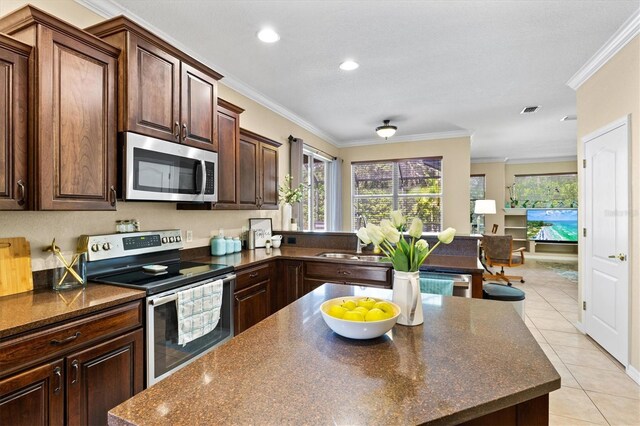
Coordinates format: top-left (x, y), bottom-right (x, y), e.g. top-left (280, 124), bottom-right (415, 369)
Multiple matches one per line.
top-left (257, 28), bottom-right (280, 43)
top-left (339, 60), bottom-right (359, 71)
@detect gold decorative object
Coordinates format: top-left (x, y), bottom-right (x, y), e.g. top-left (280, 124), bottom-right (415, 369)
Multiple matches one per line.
top-left (43, 239), bottom-right (87, 290)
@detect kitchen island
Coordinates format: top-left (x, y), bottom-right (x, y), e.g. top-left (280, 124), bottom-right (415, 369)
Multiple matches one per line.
top-left (108, 284), bottom-right (559, 425)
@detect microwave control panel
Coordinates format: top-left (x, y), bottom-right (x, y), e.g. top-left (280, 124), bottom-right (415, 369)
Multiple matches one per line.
top-left (205, 163), bottom-right (215, 194)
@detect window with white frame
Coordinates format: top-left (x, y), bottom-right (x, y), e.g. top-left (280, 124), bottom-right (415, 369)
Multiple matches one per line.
top-left (470, 175), bottom-right (486, 233)
top-left (302, 149), bottom-right (331, 231)
top-left (351, 158), bottom-right (443, 232)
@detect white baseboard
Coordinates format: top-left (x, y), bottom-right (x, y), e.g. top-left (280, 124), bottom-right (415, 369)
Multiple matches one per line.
top-left (627, 365), bottom-right (640, 385)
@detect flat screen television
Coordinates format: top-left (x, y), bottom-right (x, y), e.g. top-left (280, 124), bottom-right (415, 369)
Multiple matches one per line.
top-left (526, 209), bottom-right (578, 243)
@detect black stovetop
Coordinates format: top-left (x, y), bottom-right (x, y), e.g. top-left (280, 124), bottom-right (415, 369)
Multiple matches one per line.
top-left (91, 261), bottom-right (234, 295)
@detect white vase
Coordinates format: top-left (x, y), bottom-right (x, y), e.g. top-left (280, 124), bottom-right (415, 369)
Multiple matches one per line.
top-left (392, 270), bottom-right (423, 326)
top-left (281, 203), bottom-right (292, 231)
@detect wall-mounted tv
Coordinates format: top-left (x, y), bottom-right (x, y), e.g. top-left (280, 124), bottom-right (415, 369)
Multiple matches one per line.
top-left (527, 209), bottom-right (578, 243)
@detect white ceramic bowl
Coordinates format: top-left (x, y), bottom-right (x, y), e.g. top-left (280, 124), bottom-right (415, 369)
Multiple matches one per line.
top-left (271, 239), bottom-right (281, 248)
top-left (320, 297), bottom-right (401, 339)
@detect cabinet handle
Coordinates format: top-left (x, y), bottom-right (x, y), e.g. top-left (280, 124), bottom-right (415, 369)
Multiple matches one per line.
top-left (339, 270), bottom-right (351, 276)
top-left (249, 272), bottom-right (259, 278)
top-left (50, 331), bottom-right (81, 346)
top-left (181, 123), bottom-right (187, 140)
top-left (109, 186), bottom-right (117, 207)
top-left (17, 180), bottom-right (26, 206)
top-left (71, 360), bottom-right (79, 384)
top-left (53, 366), bottom-right (62, 394)
top-left (174, 121), bottom-right (180, 139)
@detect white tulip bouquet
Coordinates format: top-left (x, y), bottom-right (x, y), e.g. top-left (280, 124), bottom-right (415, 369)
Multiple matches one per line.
top-left (356, 210), bottom-right (456, 272)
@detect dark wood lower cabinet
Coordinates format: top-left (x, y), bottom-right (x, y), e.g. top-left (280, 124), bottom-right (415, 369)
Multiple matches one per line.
top-left (278, 260), bottom-right (304, 311)
top-left (0, 301), bottom-right (143, 426)
top-left (234, 280), bottom-right (272, 335)
top-left (0, 359), bottom-right (64, 426)
top-left (66, 329), bottom-right (143, 426)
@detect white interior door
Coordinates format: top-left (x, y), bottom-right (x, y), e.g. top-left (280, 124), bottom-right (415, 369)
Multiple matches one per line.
top-left (583, 117), bottom-right (630, 366)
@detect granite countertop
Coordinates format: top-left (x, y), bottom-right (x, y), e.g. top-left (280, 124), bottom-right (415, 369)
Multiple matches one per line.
top-left (0, 284), bottom-right (146, 339)
top-left (109, 284), bottom-right (559, 425)
top-left (197, 247), bottom-right (483, 274)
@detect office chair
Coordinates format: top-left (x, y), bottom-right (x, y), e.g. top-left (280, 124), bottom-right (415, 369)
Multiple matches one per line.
top-left (482, 235), bottom-right (525, 285)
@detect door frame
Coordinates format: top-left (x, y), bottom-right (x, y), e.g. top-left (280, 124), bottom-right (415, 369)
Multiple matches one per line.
top-left (580, 114), bottom-right (631, 368)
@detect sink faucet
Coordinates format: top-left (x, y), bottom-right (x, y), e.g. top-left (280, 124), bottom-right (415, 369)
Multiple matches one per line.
top-left (355, 213), bottom-right (367, 254)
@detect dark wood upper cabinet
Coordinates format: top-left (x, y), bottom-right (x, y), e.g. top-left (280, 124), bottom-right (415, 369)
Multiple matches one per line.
top-left (85, 17), bottom-right (222, 151)
top-left (0, 6), bottom-right (119, 211)
top-left (216, 99), bottom-right (243, 206)
top-left (181, 63), bottom-right (218, 151)
top-left (0, 35), bottom-right (30, 210)
top-left (238, 128), bottom-right (281, 210)
top-left (126, 32), bottom-right (180, 141)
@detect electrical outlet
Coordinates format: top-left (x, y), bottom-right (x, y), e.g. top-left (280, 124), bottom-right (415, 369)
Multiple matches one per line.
top-left (186, 230), bottom-right (193, 242)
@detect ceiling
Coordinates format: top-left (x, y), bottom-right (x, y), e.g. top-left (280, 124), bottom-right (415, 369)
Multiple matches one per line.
top-left (82, 0), bottom-right (639, 161)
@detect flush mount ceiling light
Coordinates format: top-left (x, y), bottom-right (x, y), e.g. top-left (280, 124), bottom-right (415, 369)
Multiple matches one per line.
top-left (257, 28), bottom-right (280, 43)
top-left (339, 60), bottom-right (359, 71)
top-left (375, 120), bottom-right (397, 139)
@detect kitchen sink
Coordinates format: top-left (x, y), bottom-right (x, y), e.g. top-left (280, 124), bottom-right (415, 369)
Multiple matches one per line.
top-left (317, 253), bottom-right (359, 260)
top-left (316, 252), bottom-right (385, 262)
top-left (356, 255), bottom-right (385, 262)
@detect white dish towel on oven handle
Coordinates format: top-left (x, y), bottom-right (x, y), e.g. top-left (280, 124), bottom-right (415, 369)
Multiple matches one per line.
top-left (176, 279), bottom-right (223, 346)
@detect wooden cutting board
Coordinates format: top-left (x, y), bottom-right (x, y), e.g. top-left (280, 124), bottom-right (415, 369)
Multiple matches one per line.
top-left (0, 237), bottom-right (34, 297)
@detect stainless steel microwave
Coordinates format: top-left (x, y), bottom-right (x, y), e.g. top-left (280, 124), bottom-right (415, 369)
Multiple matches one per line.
top-left (122, 132), bottom-right (217, 203)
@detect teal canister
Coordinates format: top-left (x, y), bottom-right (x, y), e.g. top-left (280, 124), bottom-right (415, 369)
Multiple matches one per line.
top-left (225, 237), bottom-right (234, 254)
top-left (233, 237), bottom-right (241, 253)
top-left (211, 235), bottom-right (226, 256)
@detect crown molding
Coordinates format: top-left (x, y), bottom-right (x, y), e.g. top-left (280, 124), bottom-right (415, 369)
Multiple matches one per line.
top-left (470, 157), bottom-right (507, 164)
top-left (505, 156), bottom-right (578, 165)
top-left (567, 8), bottom-right (640, 90)
top-left (75, 0), bottom-right (339, 146)
top-left (340, 130), bottom-right (471, 148)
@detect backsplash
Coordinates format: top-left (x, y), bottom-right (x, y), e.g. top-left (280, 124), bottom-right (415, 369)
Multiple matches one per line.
top-left (0, 202), bottom-right (279, 271)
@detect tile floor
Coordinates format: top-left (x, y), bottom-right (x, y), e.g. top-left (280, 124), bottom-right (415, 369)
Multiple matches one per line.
top-left (495, 257), bottom-right (640, 426)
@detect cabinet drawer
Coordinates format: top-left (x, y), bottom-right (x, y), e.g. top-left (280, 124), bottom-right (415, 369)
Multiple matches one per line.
top-left (0, 301), bottom-right (142, 378)
top-left (304, 261), bottom-right (391, 284)
top-left (236, 263), bottom-right (271, 291)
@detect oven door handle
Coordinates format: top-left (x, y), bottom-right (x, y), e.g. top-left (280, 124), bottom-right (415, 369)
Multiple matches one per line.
top-left (149, 274), bottom-right (236, 307)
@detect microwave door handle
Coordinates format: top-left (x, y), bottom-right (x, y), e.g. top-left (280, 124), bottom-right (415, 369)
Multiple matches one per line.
top-left (199, 159), bottom-right (206, 201)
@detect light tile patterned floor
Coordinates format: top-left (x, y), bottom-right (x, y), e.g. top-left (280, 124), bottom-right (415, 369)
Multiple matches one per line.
top-left (493, 258), bottom-right (640, 426)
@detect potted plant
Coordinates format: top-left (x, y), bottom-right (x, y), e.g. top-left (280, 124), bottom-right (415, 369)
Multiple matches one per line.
top-left (278, 175), bottom-right (305, 230)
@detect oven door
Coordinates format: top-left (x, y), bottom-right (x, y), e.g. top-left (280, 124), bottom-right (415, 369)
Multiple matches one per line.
top-left (146, 274), bottom-right (234, 386)
top-left (124, 132), bottom-right (217, 203)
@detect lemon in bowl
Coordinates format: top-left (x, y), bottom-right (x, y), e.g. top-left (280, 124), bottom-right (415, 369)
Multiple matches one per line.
top-left (320, 296), bottom-right (400, 339)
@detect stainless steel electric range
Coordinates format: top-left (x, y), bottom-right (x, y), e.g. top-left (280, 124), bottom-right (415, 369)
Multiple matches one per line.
top-left (81, 230), bottom-right (235, 386)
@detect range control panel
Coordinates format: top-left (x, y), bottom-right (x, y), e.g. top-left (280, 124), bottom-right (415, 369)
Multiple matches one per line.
top-left (79, 230), bottom-right (183, 261)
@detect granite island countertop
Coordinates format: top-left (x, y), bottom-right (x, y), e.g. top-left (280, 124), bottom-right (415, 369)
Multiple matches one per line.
top-left (108, 284), bottom-right (560, 425)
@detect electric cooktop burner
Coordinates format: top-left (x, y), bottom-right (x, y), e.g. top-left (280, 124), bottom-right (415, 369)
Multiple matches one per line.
top-left (92, 261), bottom-right (234, 295)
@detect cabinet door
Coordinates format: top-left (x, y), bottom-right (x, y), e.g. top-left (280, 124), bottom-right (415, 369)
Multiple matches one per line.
top-left (216, 103), bottom-right (240, 205)
top-left (259, 143), bottom-right (279, 209)
top-left (279, 260), bottom-right (304, 310)
top-left (0, 359), bottom-right (64, 426)
top-left (38, 28), bottom-right (118, 210)
top-left (66, 329), bottom-right (143, 426)
top-left (180, 63), bottom-right (218, 151)
top-left (238, 135), bottom-right (259, 208)
top-left (234, 280), bottom-right (271, 335)
top-left (127, 33), bottom-right (181, 142)
top-left (0, 42), bottom-right (28, 210)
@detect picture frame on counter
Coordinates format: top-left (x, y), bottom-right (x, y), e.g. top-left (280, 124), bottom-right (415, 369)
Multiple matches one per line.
top-left (249, 218), bottom-right (273, 248)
